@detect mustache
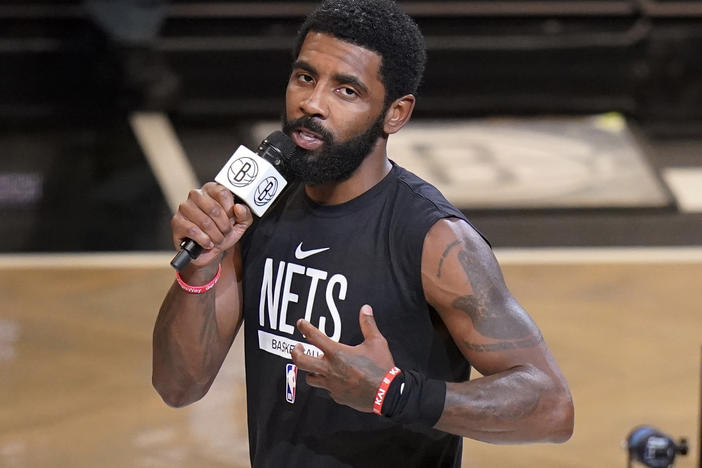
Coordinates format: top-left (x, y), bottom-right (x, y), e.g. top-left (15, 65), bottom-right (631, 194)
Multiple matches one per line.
top-left (283, 116), bottom-right (334, 145)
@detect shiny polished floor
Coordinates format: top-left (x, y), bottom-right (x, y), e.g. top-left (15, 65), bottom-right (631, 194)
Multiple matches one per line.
top-left (0, 251), bottom-right (699, 468)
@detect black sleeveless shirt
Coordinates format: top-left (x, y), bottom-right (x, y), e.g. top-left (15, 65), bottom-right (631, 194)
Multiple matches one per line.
top-left (240, 163), bottom-right (477, 468)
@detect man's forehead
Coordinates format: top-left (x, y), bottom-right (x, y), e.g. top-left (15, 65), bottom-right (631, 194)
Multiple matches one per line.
top-left (297, 32), bottom-right (383, 80)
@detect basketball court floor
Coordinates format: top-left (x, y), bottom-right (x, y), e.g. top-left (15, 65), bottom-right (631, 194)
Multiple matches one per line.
top-left (0, 113), bottom-right (700, 467)
top-left (0, 251), bottom-right (699, 468)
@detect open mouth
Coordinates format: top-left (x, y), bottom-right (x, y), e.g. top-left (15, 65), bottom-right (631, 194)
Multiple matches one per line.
top-left (292, 127), bottom-right (325, 151)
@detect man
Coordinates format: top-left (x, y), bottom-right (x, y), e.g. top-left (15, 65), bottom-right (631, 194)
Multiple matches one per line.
top-left (152, 1), bottom-right (574, 467)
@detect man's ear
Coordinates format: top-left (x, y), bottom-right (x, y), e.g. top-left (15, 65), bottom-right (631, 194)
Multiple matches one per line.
top-left (383, 94), bottom-right (416, 135)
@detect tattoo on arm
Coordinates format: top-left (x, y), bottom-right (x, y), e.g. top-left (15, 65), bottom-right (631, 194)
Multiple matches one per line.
top-left (464, 332), bottom-right (544, 352)
top-left (446, 238), bottom-right (535, 341)
top-left (438, 239), bottom-right (462, 278)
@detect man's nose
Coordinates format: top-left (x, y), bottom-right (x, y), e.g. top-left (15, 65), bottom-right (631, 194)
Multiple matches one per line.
top-left (299, 85), bottom-right (329, 119)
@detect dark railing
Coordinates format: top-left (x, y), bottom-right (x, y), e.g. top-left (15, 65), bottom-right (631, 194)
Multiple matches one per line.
top-left (1, 1), bottom-right (701, 135)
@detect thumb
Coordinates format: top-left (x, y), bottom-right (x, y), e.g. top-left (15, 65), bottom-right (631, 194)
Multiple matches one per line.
top-left (233, 203), bottom-right (253, 225)
top-left (359, 304), bottom-right (382, 341)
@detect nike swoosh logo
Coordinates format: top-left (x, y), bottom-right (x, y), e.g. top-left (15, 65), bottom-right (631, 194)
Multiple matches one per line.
top-left (295, 242), bottom-right (330, 260)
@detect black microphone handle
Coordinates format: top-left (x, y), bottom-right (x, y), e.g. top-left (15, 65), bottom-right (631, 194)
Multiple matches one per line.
top-left (170, 238), bottom-right (204, 272)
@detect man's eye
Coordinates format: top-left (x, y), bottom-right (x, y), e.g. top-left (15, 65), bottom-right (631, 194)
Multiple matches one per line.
top-left (298, 73), bottom-right (313, 83)
top-left (340, 87), bottom-right (357, 97)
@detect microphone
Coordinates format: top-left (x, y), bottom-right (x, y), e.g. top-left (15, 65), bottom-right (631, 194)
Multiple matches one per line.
top-left (626, 425), bottom-right (688, 468)
top-left (170, 131), bottom-right (297, 271)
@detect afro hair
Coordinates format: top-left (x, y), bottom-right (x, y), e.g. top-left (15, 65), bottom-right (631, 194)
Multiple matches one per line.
top-left (293, 0), bottom-right (427, 106)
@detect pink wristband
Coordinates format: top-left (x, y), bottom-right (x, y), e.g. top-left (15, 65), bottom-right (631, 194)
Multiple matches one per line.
top-left (175, 264), bottom-right (222, 294)
top-left (373, 366), bottom-right (402, 415)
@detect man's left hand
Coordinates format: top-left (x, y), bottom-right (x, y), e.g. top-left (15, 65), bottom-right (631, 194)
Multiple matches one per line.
top-left (291, 304), bottom-right (395, 413)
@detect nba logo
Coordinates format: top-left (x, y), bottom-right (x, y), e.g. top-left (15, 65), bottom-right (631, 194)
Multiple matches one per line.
top-left (285, 364), bottom-right (297, 404)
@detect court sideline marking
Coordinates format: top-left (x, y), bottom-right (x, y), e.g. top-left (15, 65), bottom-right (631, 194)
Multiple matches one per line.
top-left (2, 247), bottom-right (702, 269)
top-left (663, 167), bottom-right (702, 212)
top-left (129, 111), bottom-right (199, 214)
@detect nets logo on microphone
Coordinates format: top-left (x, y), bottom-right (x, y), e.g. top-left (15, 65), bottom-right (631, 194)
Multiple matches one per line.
top-left (227, 157), bottom-right (258, 187)
top-left (254, 177), bottom-right (279, 207)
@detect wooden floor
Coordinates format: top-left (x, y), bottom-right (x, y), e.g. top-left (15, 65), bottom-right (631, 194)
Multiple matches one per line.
top-left (0, 251), bottom-right (699, 468)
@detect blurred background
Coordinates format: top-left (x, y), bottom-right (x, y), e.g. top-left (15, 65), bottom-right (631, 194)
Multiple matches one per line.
top-left (0, 1), bottom-right (700, 467)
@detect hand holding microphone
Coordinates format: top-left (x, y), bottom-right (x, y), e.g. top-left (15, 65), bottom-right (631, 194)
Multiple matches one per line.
top-left (170, 131), bottom-right (297, 271)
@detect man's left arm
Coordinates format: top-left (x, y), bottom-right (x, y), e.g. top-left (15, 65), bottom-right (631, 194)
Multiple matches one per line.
top-left (422, 217), bottom-right (573, 444)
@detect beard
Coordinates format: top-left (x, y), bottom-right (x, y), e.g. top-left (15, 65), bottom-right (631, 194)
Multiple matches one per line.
top-left (281, 113), bottom-right (386, 186)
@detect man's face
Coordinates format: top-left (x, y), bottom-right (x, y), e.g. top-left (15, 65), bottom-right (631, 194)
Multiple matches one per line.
top-left (283, 32), bottom-right (388, 185)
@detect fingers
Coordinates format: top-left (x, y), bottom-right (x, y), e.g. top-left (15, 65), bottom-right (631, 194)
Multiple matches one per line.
top-left (206, 182), bottom-right (236, 215)
top-left (232, 203), bottom-right (254, 232)
top-left (305, 373), bottom-right (327, 389)
top-left (358, 305), bottom-right (382, 341)
top-left (292, 322), bottom-right (335, 382)
top-left (291, 343), bottom-right (327, 375)
top-left (358, 305), bottom-right (394, 371)
top-left (183, 184), bottom-right (233, 239)
top-left (171, 212), bottom-right (211, 251)
top-left (296, 319), bottom-right (336, 355)
top-left (291, 345), bottom-right (330, 392)
top-left (171, 182), bottom-right (250, 254)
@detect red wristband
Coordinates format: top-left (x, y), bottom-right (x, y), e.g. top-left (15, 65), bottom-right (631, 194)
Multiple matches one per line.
top-left (373, 366), bottom-right (402, 415)
top-left (175, 264), bottom-right (222, 294)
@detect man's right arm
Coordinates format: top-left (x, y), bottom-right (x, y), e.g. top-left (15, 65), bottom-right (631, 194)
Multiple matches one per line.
top-left (152, 182), bottom-right (253, 407)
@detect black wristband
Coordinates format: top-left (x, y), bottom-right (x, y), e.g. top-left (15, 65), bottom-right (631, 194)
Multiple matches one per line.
top-left (383, 370), bottom-right (446, 427)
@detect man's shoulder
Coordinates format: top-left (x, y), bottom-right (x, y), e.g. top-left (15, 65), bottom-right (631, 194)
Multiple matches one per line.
top-left (390, 163), bottom-right (491, 247)
top-left (391, 163), bottom-right (465, 220)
